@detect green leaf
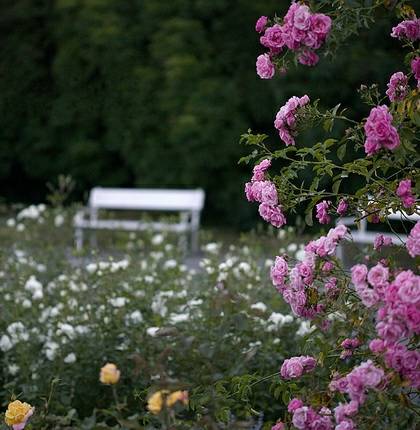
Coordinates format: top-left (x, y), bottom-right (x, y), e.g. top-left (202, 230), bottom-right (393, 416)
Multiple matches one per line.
top-left (337, 144), bottom-right (347, 161)
top-left (332, 179), bottom-right (342, 194)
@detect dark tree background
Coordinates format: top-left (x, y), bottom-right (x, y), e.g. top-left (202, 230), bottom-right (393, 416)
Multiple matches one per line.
top-left (0, 0), bottom-right (405, 228)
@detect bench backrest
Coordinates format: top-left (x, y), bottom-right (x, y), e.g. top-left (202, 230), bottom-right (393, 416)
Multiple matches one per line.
top-left (88, 187), bottom-right (205, 212)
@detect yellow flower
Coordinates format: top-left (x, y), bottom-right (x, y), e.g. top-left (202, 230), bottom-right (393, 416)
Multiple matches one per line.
top-left (147, 390), bottom-right (168, 415)
top-left (147, 390), bottom-right (189, 414)
top-left (99, 363), bottom-right (120, 385)
top-left (166, 390), bottom-right (188, 408)
top-left (5, 400), bottom-right (34, 426)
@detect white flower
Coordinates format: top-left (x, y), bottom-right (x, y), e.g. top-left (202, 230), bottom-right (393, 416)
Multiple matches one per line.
top-left (75, 325), bottom-right (90, 335)
top-left (64, 353), bottom-right (77, 364)
top-left (296, 321), bottom-right (315, 337)
top-left (238, 262), bottom-right (251, 273)
top-left (37, 264), bottom-right (46, 272)
top-left (144, 275), bottom-right (154, 284)
top-left (163, 259), bottom-right (177, 269)
top-left (44, 341), bottom-right (59, 360)
top-left (151, 234), bottom-right (164, 245)
top-left (33, 289), bottom-right (43, 300)
top-left (98, 261), bottom-right (110, 270)
top-left (203, 243), bottom-right (220, 254)
top-left (251, 302), bottom-right (267, 312)
top-left (16, 223), bottom-right (25, 232)
top-left (22, 299), bottom-right (32, 309)
top-left (295, 249), bottom-right (306, 261)
top-left (8, 364), bottom-right (19, 375)
top-left (187, 299), bottom-right (203, 307)
top-left (278, 229), bottom-right (286, 239)
top-left (129, 310), bottom-right (143, 324)
top-left (24, 276), bottom-right (43, 297)
top-left (264, 258), bottom-right (274, 268)
top-left (151, 295), bottom-right (167, 317)
top-left (169, 313), bottom-right (189, 324)
top-left (86, 263), bottom-right (97, 274)
top-left (17, 205), bottom-right (40, 220)
top-left (266, 312), bottom-right (294, 332)
top-left (109, 297), bottom-right (127, 308)
top-left (0, 335), bottom-right (13, 352)
top-left (146, 327), bottom-right (160, 337)
top-left (287, 243), bottom-right (298, 252)
top-left (110, 259), bottom-right (129, 272)
top-left (54, 214), bottom-right (65, 227)
top-left (7, 322), bottom-right (29, 342)
top-left (6, 218), bottom-right (16, 227)
top-left (57, 323), bottom-right (75, 339)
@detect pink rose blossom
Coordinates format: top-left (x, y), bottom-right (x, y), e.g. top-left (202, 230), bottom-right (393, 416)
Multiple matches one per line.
top-left (310, 13), bottom-right (332, 37)
top-left (255, 16), bottom-right (268, 33)
top-left (252, 158), bottom-right (271, 181)
top-left (261, 181), bottom-right (278, 205)
top-left (271, 422), bottom-right (285, 430)
top-left (259, 203), bottom-right (287, 228)
top-left (280, 355), bottom-right (316, 379)
top-left (335, 419), bottom-right (355, 430)
top-left (396, 179), bottom-right (416, 208)
top-left (322, 261), bottom-right (334, 272)
top-left (260, 24), bottom-right (285, 50)
top-left (298, 50), bottom-right (319, 66)
top-left (406, 221), bottom-right (420, 257)
top-left (288, 398), bottom-right (304, 413)
top-left (386, 71), bottom-right (409, 102)
top-left (256, 54), bottom-right (275, 79)
top-left (367, 263), bottom-right (389, 289)
top-left (373, 234), bottom-right (393, 250)
top-left (369, 339), bottom-right (385, 354)
top-left (274, 95), bottom-right (310, 145)
top-left (364, 105), bottom-right (400, 155)
top-left (356, 284), bottom-right (380, 308)
top-left (294, 4), bottom-right (312, 31)
top-left (316, 200), bottom-right (331, 224)
top-left (391, 19), bottom-right (420, 41)
top-left (271, 256), bottom-right (289, 288)
top-left (337, 199), bottom-right (348, 216)
top-left (412, 57), bottom-right (420, 87)
top-left (350, 264), bottom-right (368, 287)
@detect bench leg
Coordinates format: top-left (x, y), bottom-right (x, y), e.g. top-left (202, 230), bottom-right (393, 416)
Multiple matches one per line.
top-left (191, 228), bottom-right (199, 255)
top-left (75, 228), bottom-right (84, 251)
top-left (90, 230), bottom-right (98, 249)
top-left (178, 233), bottom-right (188, 257)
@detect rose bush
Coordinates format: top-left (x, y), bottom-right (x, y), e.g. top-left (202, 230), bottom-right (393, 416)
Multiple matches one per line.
top-left (241, 2), bottom-right (419, 429)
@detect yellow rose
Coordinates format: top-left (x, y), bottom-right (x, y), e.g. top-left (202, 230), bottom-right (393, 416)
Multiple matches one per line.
top-left (99, 363), bottom-right (120, 385)
top-left (5, 400), bottom-right (34, 426)
top-left (147, 390), bottom-right (168, 415)
top-left (166, 390), bottom-right (188, 408)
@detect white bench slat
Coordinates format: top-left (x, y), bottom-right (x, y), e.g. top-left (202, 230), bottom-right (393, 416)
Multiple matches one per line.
top-left (75, 219), bottom-right (189, 233)
top-left (89, 187), bottom-right (205, 211)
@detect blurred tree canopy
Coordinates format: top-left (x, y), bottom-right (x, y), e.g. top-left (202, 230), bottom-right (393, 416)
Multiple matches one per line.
top-left (0, 0), bottom-right (405, 228)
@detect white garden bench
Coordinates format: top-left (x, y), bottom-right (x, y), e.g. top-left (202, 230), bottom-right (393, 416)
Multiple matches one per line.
top-left (74, 187), bottom-right (205, 253)
top-left (336, 208), bottom-right (419, 260)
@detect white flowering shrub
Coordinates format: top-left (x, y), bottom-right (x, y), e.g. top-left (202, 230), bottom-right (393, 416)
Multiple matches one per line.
top-left (0, 206), bottom-right (311, 429)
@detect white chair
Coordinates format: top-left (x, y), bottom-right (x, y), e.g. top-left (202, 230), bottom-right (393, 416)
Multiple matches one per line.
top-left (336, 209), bottom-right (419, 261)
top-left (74, 187), bottom-right (205, 253)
